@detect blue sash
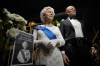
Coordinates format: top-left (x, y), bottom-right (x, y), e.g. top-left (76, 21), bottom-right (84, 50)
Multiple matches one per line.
top-left (35, 26), bottom-right (57, 40)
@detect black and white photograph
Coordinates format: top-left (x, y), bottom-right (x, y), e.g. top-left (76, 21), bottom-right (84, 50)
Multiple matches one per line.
top-left (11, 30), bottom-right (34, 66)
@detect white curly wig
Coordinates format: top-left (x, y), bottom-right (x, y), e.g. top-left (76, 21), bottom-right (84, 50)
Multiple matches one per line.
top-left (40, 6), bottom-right (55, 23)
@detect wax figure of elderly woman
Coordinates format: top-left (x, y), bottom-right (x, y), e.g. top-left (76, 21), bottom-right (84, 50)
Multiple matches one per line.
top-left (33, 6), bottom-right (65, 66)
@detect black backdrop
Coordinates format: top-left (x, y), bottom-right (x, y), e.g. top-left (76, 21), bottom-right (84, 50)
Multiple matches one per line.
top-left (0, 0), bottom-right (100, 39)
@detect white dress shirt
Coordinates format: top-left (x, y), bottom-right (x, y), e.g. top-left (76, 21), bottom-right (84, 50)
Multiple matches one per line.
top-left (68, 17), bottom-right (84, 37)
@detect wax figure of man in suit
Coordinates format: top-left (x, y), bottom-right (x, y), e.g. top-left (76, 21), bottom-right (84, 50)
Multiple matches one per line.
top-left (59, 6), bottom-right (93, 66)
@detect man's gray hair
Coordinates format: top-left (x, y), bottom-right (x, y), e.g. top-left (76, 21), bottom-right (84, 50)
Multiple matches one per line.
top-left (40, 6), bottom-right (55, 23)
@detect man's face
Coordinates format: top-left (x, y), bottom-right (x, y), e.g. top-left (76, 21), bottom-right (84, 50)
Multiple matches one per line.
top-left (44, 9), bottom-right (54, 21)
top-left (66, 6), bottom-right (76, 17)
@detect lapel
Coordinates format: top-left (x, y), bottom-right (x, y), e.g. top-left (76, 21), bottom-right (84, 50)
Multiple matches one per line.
top-left (65, 18), bottom-right (75, 31)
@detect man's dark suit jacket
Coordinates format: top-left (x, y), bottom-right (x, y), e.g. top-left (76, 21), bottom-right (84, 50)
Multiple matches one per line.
top-left (59, 18), bottom-right (86, 51)
top-left (59, 18), bottom-right (93, 66)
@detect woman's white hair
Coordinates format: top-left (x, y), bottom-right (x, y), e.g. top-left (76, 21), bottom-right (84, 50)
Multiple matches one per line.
top-left (40, 6), bottom-right (55, 23)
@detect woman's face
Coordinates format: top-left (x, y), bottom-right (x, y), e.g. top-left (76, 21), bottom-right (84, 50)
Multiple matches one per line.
top-left (44, 9), bottom-right (54, 22)
top-left (22, 41), bottom-right (28, 49)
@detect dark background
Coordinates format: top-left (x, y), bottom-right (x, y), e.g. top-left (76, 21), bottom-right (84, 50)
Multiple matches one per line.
top-left (0, 0), bottom-right (100, 39)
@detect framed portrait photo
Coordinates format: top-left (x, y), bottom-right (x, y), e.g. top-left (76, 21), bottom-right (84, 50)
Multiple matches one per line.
top-left (11, 30), bottom-right (34, 66)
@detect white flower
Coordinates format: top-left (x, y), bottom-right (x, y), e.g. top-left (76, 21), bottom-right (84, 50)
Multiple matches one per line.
top-left (20, 25), bottom-right (26, 31)
top-left (7, 13), bottom-right (27, 24)
top-left (7, 27), bottom-right (19, 37)
top-left (3, 8), bottom-right (27, 24)
top-left (8, 20), bottom-right (13, 24)
top-left (0, 19), bottom-right (2, 22)
top-left (3, 8), bottom-right (11, 14)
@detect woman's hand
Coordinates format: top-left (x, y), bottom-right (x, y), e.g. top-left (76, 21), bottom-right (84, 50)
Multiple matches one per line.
top-left (46, 42), bottom-right (54, 49)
